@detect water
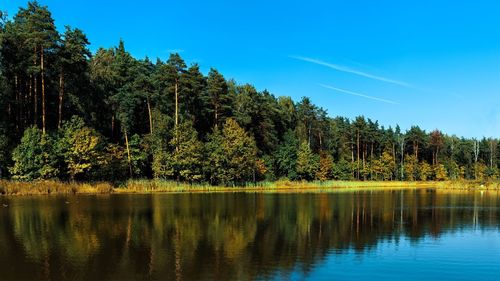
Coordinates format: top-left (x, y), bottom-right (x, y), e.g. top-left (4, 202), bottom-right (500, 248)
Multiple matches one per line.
top-left (0, 189), bottom-right (499, 280)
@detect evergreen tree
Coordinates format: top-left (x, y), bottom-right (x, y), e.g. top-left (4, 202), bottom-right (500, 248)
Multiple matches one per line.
top-left (204, 68), bottom-right (231, 128)
top-left (274, 130), bottom-right (299, 179)
top-left (296, 141), bottom-right (319, 180)
top-left (221, 118), bottom-right (257, 184)
top-left (204, 127), bottom-right (226, 185)
top-left (316, 151), bottom-right (333, 181)
top-left (57, 26), bottom-right (91, 128)
top-left (167, 120), bottom-right (203, 182)
top-left (17, 1), bottom-right (60, 134)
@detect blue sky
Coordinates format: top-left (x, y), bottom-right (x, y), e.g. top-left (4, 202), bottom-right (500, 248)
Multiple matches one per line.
top-left (4, 0), bottom-right (500, 138)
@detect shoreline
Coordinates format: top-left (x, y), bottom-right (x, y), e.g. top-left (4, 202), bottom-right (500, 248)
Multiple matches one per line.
top-left (1, 179), bottom-right (499, 196)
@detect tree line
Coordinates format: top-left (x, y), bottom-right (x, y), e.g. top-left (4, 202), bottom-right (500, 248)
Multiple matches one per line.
top-left (0, 1), bottom-right (498, 184)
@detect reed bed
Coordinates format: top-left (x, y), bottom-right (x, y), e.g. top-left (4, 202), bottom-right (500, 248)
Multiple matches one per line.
top-left (118, 179), bottom-right (441, 194)
top-left (0, 179), bottom-right (498, 196)
top-left (0, 180), bottom-right (113, 195)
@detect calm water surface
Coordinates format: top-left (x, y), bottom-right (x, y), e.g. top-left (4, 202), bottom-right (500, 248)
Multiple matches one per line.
top-left (0, 189), bottom-right (499, 280)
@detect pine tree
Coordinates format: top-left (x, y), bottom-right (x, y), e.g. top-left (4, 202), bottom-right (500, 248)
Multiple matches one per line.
top-left (18, 1), bottom-right (60, 134)
top-left (204, 127), bottom-right (226, 185)
top-left (204, 68), bottom-right (231, 128)
top-left (296, 141), bottom-right (319, 181)
top-left (316, 151), bottom-right (333, 181)
top-left (222, 118), bottom-right (257, 184)
top-left (274, 130), bottom-right (299, 179)
top-left (57, 26), bottom-right (91, 128)
top-left (167, 120), bottom-right (203, 182)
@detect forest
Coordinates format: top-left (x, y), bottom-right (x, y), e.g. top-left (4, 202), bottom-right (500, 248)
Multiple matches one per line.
top-left (0, 1), bottom-right (498, 185)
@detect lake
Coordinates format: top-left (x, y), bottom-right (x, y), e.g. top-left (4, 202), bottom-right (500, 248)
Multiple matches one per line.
top-left (0, 189), bottom-right (499, 280)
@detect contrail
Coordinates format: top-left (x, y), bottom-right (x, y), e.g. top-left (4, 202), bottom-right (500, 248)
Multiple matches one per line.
top-left (166, 48), bottom-right (184, 54)
top-left (320, 84), bottom-right (399, 105)
top-left (291, 55), bottom-right (411, 87)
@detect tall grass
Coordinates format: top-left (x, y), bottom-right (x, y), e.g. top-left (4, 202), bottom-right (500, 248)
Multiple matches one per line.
top-left (433, 180), bottom-right (500, 190)
top-left (119, 179), bottom-right (440, 194)
top-left (1, 179), bottom-right (498, 196)
top-left (0, 180), bottom-right (113, 196)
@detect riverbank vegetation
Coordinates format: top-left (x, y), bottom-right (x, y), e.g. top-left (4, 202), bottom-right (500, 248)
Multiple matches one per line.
top-left (1, 179), bottom-right (499, 196)
top-left (0, 2), bottom-right (499, 187)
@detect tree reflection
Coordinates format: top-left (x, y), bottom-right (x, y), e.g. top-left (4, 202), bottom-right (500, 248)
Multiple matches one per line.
top-left (0, 190), bottom-right (499, 280)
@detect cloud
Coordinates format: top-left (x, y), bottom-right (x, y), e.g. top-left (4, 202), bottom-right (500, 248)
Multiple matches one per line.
top-left (320, 84), bottom-right (399, 105)
top-left (291, 55), bottom-right (411, 87)
top-left (166, 49), bottom-right (184, 54)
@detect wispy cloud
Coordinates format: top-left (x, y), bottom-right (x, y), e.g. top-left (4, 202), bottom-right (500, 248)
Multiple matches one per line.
top-left (166, 49), bottom-right (184, 54)
top-left (291, 55), bottom-right (411, 87)
top-left (320, 84), bottom-right (399, 105)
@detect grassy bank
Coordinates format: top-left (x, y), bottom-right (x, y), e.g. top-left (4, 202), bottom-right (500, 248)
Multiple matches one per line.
top-left (1, 179), bottom-right (499, 196)
top-left (0, 180), bottom-right (113, 196)
top-left (119, 179), bottom-right (500, 193)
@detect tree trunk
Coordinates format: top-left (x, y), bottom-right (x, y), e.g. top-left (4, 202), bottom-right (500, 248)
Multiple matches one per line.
top-left (58, 72), bottom-right (64, 129)
top-left (175, 81), bottom-right (179, 151)
top-left (14, 74), bottom-right (19, 132)
top-left (362, 143), bottom-right (366, 180)
top-left (19, 78), bottom-right (24, 129)
top-left (490, 141), bottom-right (494, 168)
top-left (214, 103), bottom-right (219, 128)
top-left (356, 132), bottom-right (360, 179)
top-left (399, 137), bottom-right (405, 179)
top-left (124, 129), bottom-right (133, 177)
top-left (308, 124), bottom-right (311, 148)
top-left (175, 80), bottom-right (179, 126)
top-left (34, 45), bottom-right (38, 126)
top-left (147, 97), bottom-right (153, 134)
top-left (111, 115), bottom-right (115, 138)
top-left (414, 142), bottom-right (418, 160)
top-left (318, 131), bottom-right (322, 149)
top-left (41, 47), bottom-right (46, 135)
top-left (28, 76), bottom-right (33, 126)
top-left (34, 74), bottom-right (38, 126)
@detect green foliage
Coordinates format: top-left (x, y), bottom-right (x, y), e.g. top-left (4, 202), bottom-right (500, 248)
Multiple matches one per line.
top-left (474, 162), bottom-right (487, 181)
top-left (371, 151), bottom-right (396, 180)
top-left (166, 121), bottom-right (203, 182)
top-left (129, 134), bottom-right (149, 177)
top-left (0, 128), bottom-right (10, 178)
top-left (274, 130), bottom-right (299, 180)
top-left (332, 159), bottom-right (354, 180)
top-left (419, 162), bottom-right (433, 181)
top-left (204, 127), bottom-right (226, 185)
top-left (204, 119), bottom-right (258, 185)
top-left (11, 126), bottom-right (59, 180)
top-left (57, 116), bottom-right (104, 180)
top-left (296, 142), bottom-right (319, 181)
top-left (204, 68), bottom-right (232, 128)
top-left (151, 109), bottom-right (172, 179)
top-left (93, 144), bottom-right (127, 181)
top-left (434, 164), bottom-right (448, 181)
top-left (404, 154), bottom-right (418, 181)
top-left (221, 118), bottom-right (258, 184)
top-left (316, 151), bottom-right (333, 181)
top-left (447, 161), bottom-right (461, 180)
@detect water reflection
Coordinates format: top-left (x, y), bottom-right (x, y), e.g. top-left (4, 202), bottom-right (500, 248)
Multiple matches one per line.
top-left (0, 189), bottom-right (499, 280)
